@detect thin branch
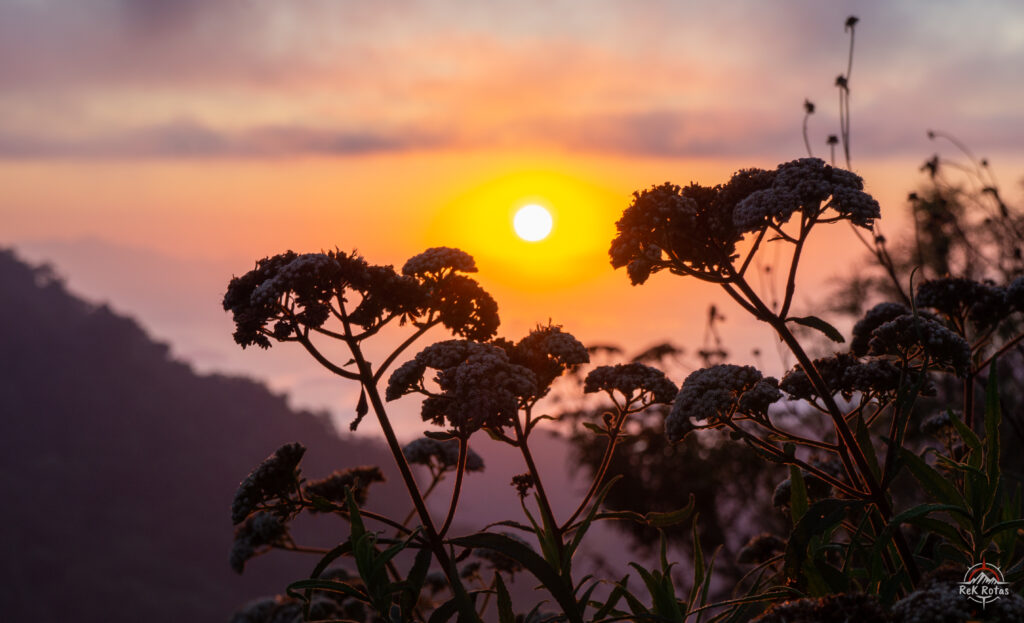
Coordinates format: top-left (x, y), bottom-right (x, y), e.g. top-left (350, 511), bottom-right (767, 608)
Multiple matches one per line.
top-left (438, 437), bottom-right (469, 538)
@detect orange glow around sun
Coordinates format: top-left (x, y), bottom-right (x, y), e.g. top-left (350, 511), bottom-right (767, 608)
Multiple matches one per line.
top-left (426, 169), bottom-right (622, 292)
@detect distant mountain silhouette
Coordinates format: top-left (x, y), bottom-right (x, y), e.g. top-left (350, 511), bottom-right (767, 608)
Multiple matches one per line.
top-left (0, 248), bottom-right (405, 622)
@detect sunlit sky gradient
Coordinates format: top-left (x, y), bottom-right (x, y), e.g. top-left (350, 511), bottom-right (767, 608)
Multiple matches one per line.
top-left (2, 0), bottom-right (1023, 432)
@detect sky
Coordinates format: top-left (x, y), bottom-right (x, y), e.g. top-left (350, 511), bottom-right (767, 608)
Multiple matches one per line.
top-left (2, 0), bottom-right (1023, 434)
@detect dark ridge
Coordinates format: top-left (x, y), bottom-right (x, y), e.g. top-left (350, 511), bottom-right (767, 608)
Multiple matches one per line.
top-left (0, 248), bottom-right (404, 622)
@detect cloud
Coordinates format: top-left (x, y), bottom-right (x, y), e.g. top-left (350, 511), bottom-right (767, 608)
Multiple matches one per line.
top-left (0, 1), bottom-right (1022, 161)
top-left (0, 118), bottom-right (446, 159)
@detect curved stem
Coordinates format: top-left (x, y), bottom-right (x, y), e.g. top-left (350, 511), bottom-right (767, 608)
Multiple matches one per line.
top-left (561, 405), bottom-right (630, 532)
top-left (512, 409), bottom-right (561, 548)
top-left (438, 437), bottom-right (469, 538)
top-left (779, 216), bottom-right (811, 319)
top-left (728, 272), bottom-right (921, 583)
top-left (373, 320), bottom-right (439, 383)
top-left (338, 316), bottom-right (480, 621)
top-left (295, 331), bottom-right (361, 380)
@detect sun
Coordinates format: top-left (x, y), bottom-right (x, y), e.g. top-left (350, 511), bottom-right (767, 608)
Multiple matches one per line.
top-left (513, 204), bottom-right (553, 242)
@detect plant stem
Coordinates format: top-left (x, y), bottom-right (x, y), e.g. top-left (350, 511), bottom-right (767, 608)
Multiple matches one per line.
top-left (512, 410), bottom-right (561, 550)
top-left (561, 407), bottom-right (628, 531)
top-left (729, 273), bottom-right (921, 583)
top-left (341, 328), bottom-right (480, 621)
top-left (439, 437), bottom-right (469, 538)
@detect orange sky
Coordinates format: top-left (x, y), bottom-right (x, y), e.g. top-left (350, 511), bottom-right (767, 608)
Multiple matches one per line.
top-left (2, 1), bottom-right (1023, 433)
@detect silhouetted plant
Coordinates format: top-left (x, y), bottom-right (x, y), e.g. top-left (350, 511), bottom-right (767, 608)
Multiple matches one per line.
top-left (221, 15), bottom-right (1024, 623)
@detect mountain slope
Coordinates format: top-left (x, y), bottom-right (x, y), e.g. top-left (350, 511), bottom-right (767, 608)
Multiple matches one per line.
top-left (0, 248), bottom-right (403, 622)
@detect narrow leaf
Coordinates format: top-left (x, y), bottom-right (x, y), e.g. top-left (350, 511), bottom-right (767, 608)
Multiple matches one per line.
top-left (788, 315), bottom-right (845, 343)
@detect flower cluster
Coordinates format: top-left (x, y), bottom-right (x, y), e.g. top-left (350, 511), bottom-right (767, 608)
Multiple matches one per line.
top-left (915, 277), bottom-right (1009, 330)
top-left (609, 181), bottom-right (745, 284)
top-left (780, 353), bottom-right (901, 401)
top-left (583, 362), bottom-right (678, 404)
top-left (868, 315), bottom-right (972, 376)
top-left (402, 246), bottom-right (477, 278)
top-left (495, 324), bottom-right (589, 400)
top-left (230, 512), bottom-right (287, 573)
top-left (302, 466), bottom-right (385, 509)
top-left (1006, 275), bottom-right (1024, 311)
top-left (892, 577), bottom-right (1024, 623)
top-left (752, 593), bottom-right (889, 623)
top-left (666, 365), bottom-right (781, 443)
top-left (734, 158), bottom-right (879, 232)
top-left (771, 474), bottom-right (833, 508)
top-left (736, 533), bottom-right (786, 564)
top-left (230, 571), bottom-right (369, 622)
top-left (851, 302), bottom-right (912, 356)
top-left (232, 442), bottom-right (306, 525)
top-left (223, 251), bottom-right (425, 349)
top-left (402, 437), bottom-right (485, 472)
top-left (386, 340), bottom-right (536, 433)
top-left (223, 248), bottom-right (499, 349)
top-left (610, 160), bottom-right (880, 287)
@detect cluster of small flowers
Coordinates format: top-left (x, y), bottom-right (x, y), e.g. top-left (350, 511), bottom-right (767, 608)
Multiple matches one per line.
top-left (736, 533), bottom-right (786, 564)
top-left (230, 512), bottom-right (286, 573)
top-left (771, 474), bottom-right (832, 508)
top-left (1006, 275), bottom-right (1024, 310)
top-left (496, 324), bottom-right (590, 400)
top-left (302, 465), bottom-right (385, 509)
top-left (851, 303), bottom-right (913, 356)
top-left (752, 593), bottom-right (890, 623)
top-left (916, 278), bottom-right (1010, 330)
top-left (387, 340), bottom-right (537, 433)
top-left (223, 250), bottom-right (424, 348)
top-left (892, 579), bottom-right (1024, 623)
top-left (230, 570), bottom-right (370, 622)
top-left (224, 248), bottom-right (500, 349)
top-left (426, 273), bottom-right (501, 342)
top-left (733, 158), bottom-right (879, 232)
top-left (402, 437), bottom-right (485, 472)
top-left (921, 411), bottom-right (955, 436)
top-left (511, 473), bottom-right (535, 498)
top-left (401, 246), bottom-right (477, 278)
top-left (583, 362), bottom-right (678, 405)
top-left (780, 353), bottom-right (900, 401)
top-left (610, 160), bottom-right (880, 287)
top-left (666, 365), bottom-right (780, 443)
top-left (609, 181), bottom-right (742, 284)
top-left (232, 442), bottom-right (306, 525)
top-left (869, 315), bottom-right (972, 376)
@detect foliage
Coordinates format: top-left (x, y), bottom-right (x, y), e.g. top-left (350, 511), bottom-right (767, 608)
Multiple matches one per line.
top-left (222, 17), bottom-right (1024, 623)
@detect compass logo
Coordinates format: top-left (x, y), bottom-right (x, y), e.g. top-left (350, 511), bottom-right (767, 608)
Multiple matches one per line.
top-left (959, 562), bottom-right (1011, 607)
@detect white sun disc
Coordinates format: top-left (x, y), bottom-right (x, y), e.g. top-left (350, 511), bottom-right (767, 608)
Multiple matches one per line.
top-left (513, 204), bottom-right (553, 241)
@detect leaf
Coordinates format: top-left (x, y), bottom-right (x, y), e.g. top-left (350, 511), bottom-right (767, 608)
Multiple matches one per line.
top-left (899, 448), bottom-right (969, 516)
top-left (566, 476), bottom-right (622, 574)
top-left (788, 315), bottom-right (845, 343)
top-left (423, 430), bottom-right (457, 441)
top-left (350, 388), bottom-right (369, 431)
top-left (287, 578), bottom-right (369, 603)
top-left (784, 499), bottom-right (862, 587)
top-left (301, 541), bottom-right (354, 620)
top-left (450, 532), bottom-right (579, 622)
top-left (494, 573), bottom-right (515, 623)
top-left (644, 495), bottom-right (697, 528)
top-left (948, 408), bottom-right (982, 452)
top-left (426, 590), bottom-right (481, 623)
top-left (399, 547), bottom-right (432, 621)
top-left (984, 361), bottom-right (1002, 513)
top-left (581, 422), bottom-right (608, 436)
top-left (789, 467), bottom-right (809, 526)
top-left (853, 416), bottom-right (882, 482)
